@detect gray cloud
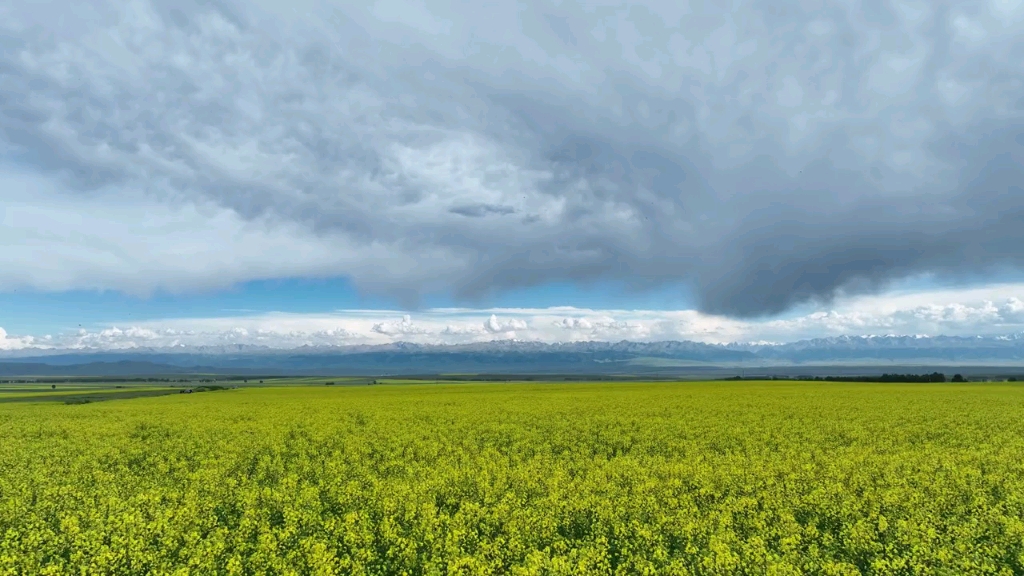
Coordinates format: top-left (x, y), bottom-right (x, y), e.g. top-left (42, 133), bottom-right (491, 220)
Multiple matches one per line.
top-left (2, 0), bottom-right (1023, 316)
top-left (449, 203), bottom-right (517, 217)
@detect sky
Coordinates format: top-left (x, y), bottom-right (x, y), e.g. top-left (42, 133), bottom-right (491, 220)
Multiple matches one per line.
top-left (2, 0), bottom-right (1024, 350)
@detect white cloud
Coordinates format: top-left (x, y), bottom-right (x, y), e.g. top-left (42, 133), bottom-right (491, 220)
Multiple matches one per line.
top-left (483, 314), bottom-right (528, 334)
top-left (0, 327), bottom-right (35, 350)
top-left (6, 284), bottom-right (1024, 351)
top-left (553, 315), bottom-right (649, 340)
top-left (372, 315), bottom-right (429, 336)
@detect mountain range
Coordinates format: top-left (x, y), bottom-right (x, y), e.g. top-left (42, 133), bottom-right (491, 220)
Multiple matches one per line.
top-left (5, 334), bottom-right (1024, 377)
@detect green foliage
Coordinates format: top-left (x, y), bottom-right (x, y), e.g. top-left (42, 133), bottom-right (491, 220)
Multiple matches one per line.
top-left (193, 385), bottom-right (229, 392)
top-left (2, 381), bottom-right (1024, 574)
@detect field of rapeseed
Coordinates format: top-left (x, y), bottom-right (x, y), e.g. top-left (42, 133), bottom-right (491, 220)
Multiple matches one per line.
top-left (2, 381), bottom-right (1024, 575)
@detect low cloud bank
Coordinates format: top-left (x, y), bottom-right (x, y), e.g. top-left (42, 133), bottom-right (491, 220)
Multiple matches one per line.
top-left (5, 285), bottom-right (1024, 351)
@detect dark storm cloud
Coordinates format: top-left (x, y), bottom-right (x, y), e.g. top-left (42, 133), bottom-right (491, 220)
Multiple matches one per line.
top-left (696, 122), bottom-right (1024, 315)
top-left (1, 0), bottom-right (1023, 315)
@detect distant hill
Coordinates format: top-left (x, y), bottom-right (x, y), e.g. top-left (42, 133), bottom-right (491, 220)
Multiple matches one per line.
top-left (0, 361), bottom-right (206, 377)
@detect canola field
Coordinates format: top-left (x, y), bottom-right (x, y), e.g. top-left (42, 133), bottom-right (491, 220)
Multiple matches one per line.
top-left (2, 381), bottom-right (1024, 575)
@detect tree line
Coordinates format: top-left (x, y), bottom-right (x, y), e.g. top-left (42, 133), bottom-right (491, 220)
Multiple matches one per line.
top-left (724, 373), bottom-right (987, 383)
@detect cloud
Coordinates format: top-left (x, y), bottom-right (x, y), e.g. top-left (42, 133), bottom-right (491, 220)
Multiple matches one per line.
top-left (0, 327), bottom-right (35, 350)
top-left (372, 314), bottom-right (429, 335)
top-left (553, 316), bottom-right (649, 340)
top-left (483, 314), bottom-right (528, 334)
top-left (2, 0), bottom-right (1024, 315)
top-left (6, 283), bottom-right (1024, 351)
top-left (0, 169), bottom-right (464, 297)
top-left (449, 203), bottom-right (517, 218)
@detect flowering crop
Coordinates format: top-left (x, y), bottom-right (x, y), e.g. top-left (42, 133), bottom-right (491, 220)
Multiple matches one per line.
top-left (2, 381), bottom-right (1023, 574)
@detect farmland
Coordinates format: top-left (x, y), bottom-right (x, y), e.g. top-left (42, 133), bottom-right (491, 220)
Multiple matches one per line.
top-left (2, 381), bottom-right (1024, 574)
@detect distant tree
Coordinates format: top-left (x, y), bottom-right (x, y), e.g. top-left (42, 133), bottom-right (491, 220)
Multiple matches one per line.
top-left (1009, 377), bottom-right (1018, 382)
top-left (951, 374), bottom-right (966, 382)
top-left (51, 384), bottom-right (56, 390)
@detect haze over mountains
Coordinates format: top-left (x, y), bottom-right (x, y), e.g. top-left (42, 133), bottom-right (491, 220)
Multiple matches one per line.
top-left (5, 334), bottom-right (1024, 377)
